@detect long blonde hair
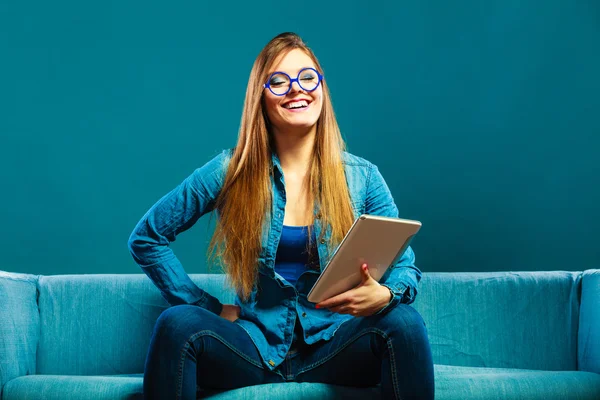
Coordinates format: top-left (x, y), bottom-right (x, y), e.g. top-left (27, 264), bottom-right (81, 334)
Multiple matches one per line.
top-left (207, 32), bottom-right (354, 301)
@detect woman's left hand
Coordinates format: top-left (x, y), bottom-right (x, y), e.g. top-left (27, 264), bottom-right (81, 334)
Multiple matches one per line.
top-left (315, 263), bottom-right (392, 317)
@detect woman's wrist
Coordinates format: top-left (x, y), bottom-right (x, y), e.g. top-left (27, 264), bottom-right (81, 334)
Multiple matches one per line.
top-left (379, 284), bottom-right (394, 307)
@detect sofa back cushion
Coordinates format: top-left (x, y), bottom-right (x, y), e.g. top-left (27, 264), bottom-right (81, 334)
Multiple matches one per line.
top-left (36, 274), bottom-right (235, 375)
top-left (36, 271), bottom-right (581, 374)
top-left (578, 269), bottom-right (600, 374)
top-left (412, 271), bottom-right (581, 371)
top-left (0, 271), bottom-right (39, 395)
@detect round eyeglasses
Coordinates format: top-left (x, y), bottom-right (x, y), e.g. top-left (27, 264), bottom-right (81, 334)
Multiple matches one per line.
top-left (263, 67), bottom-right (324, 96)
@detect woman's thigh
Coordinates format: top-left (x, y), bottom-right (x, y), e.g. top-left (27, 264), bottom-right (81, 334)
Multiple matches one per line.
top-left (293, 303), bottom-right (429, 386)
top-left (146, 305), bottom-right (271, 390)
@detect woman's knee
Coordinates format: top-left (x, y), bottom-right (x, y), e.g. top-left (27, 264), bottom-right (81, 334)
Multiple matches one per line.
top-left (153, 304), bottom-right (213, 344)
top-left (375, 303), bottom-right (427, 335)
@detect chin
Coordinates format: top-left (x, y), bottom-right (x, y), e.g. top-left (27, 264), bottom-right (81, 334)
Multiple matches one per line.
top-left (281, 114), bottom-right (319, 126)
top-left (286, 120), bottom-right (318, 131)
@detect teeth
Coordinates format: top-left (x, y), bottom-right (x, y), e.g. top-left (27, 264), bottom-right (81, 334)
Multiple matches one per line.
top-left (284, 100), bottom-right (308, 109)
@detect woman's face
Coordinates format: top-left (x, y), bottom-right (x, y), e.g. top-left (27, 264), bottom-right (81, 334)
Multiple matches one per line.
top-left (263, 49), bottom-right (324, 134)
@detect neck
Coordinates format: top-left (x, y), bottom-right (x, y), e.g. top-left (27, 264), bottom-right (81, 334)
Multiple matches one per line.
top-left (272, 124), bottom-right (316, 174)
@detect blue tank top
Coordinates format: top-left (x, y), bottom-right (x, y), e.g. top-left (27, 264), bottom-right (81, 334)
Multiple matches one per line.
top-left (275, 224), bottom-right (320, 348)
top-left (274, 224), bottom-right (319, 287)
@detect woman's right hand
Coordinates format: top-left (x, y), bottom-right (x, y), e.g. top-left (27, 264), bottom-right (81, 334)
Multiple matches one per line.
top-left (220, 304), bottom-right (241, 322)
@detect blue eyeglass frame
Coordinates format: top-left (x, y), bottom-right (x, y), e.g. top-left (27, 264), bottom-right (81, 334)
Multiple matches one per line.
top-left (263, 67), bottom-right (324, 96)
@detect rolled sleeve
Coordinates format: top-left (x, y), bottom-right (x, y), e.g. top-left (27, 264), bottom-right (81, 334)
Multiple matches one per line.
top-left (127, 151), bottom-right (228, 315)
top-left (365, 163), bottom-right (422, 314)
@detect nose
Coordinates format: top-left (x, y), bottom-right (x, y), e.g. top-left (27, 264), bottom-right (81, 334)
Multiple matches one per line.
top-left (289, 79), bottom-right (304, 94)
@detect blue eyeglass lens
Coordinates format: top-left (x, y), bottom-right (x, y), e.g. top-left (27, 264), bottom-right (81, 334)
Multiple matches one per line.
top-left (298, 69), bottom-right (319, 91)
top-left (269, 73), bottom-right (290, 95)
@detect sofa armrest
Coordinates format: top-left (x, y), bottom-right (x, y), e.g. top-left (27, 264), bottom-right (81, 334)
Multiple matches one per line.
top-left (578, 269), bottom-right (600, 374)
top-left (0, 271), bottom-right (39, 397)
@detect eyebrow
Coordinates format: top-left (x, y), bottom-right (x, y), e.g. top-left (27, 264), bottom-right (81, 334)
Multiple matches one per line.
top-left (268, 66), bottom-right (317, 76)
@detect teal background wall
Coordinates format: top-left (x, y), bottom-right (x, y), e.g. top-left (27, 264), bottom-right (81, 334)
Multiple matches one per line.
top-left (1, 1), bottom-right (598, 276)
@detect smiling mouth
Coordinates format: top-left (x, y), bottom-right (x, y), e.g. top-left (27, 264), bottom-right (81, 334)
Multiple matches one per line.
top-left (282, 99), bottom-right (311, 110)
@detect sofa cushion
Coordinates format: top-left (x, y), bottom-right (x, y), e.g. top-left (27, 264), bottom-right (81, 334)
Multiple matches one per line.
top-left (430, 364), bottom-right (600, 400)
top-left (3, 365), bottom-right (600, 400)
top-left (36, 271), bottom-right (581, 375)
top-left (578, 269), bottom-right (600, 374)
top-left (411, 271), bottom-right (581, 371)
top-left (36, 274), bottom-right (234, 375)
top-left (0, 271), bottom-right (39, 398)
top-left (3, 374), bottom-right (144, 400)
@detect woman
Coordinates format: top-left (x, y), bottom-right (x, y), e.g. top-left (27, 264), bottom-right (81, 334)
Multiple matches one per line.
top-left (128, 32), bottom-right (434, 399)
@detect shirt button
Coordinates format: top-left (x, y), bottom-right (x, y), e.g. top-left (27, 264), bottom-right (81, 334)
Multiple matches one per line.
top-left (302, 312), bottom-right (307, 317)
top-left (316, 213), bottom-right (321, 219)
top-left (277, 212), bottom-right (282, 218)
top-left (320, 238), bottom-right (326, 244)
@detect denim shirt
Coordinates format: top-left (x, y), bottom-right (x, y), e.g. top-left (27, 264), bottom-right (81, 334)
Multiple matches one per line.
top-left (127, 148), bottom-right (422, 371)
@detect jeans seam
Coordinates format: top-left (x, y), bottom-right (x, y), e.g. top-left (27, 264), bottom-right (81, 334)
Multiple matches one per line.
top-left (234, 323), bottom-right (263, 357)
top-left (387, 337), bottom-right (401, 400)
top-left (190, 291), bottom-right (207, 308)
top-left (286, 356), bottom-right (293, 380)
top-left (176, 330), bottom-right (264, 398)
top-left (177, 341), bottom-right (187, 399)
top-left (296, 327), bottom-right (388, 375)
top-left (193, 330), bottom-right (264, 368)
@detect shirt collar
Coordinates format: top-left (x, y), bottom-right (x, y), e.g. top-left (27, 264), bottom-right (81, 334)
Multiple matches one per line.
top-left (270, 151), bottom-right (283, 176)
top-left (270, 150), bottom-right (323, 220)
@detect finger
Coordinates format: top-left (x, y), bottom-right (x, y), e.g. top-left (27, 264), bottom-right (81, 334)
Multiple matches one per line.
top-left (360, 263), bottom-right (370, 282)
top-left (333, 306), bottom-right (363, 317)
top-left (318, 298), bottom-right (350, 309)
top-left (359, 263), bottom-right (377, 287)
top-left (330, 305), bottom-right (352, 314)
top-left (317, 293), bottom-right (351, 309)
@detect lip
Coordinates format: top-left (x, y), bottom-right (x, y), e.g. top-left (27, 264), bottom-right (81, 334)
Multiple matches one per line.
top-left (281, 98), bottom-right (312, 113)
top-left (282, 102), bottom-right (311, 113)
top-left (281, 98), bottom-right (313, 107)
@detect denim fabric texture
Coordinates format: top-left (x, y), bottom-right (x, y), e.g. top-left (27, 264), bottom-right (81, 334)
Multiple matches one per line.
top-left (0, 272), bottom-right (38, 394)
top-left (142, 300), bottom-right (434, 399)
top-left (578, 270), bottom-right (600, 374)
top-left (127, 148), bottom-right (422, 371)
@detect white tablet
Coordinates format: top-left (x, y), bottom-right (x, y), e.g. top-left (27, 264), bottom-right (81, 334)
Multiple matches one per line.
top-left (307, 214), bottom-right (422, 303)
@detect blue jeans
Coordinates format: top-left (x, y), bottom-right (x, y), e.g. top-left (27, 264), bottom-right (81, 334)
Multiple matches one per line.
top-left (143, 302), bottom-right (434, 399)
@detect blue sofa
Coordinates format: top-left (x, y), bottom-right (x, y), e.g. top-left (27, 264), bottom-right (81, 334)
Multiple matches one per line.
top-left (1, 269), bottom-right (599, 399)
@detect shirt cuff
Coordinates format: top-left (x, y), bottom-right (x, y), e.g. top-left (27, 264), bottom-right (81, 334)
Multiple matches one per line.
top-left (374, 283), bottom-right (409, 316)
top-left (192, 292), bottom-right (224, 316)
